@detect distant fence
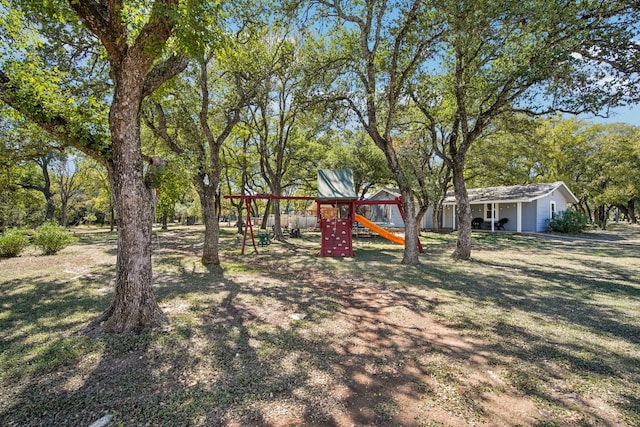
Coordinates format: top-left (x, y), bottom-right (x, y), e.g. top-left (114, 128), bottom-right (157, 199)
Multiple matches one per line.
top-left (261, 214), bottom-right (319, 229)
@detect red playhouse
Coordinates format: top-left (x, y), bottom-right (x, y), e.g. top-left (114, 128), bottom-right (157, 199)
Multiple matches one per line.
top-left (225, 169), bottom-right (423, 257)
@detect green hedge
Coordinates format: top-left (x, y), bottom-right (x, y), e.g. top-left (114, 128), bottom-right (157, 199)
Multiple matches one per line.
top-left (0, 228), bottom-right (30, 258)
top-left (547, 209), bottom-right (590, 233)
top-left (33, 222), bottom-right (77, 255)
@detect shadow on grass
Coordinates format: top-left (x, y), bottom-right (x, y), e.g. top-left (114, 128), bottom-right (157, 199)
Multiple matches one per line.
top-left (2, 227), bottom-right (639, 426)
top-left (391, 234), bottom-right (640, 423)
top-left (1, 267), bottom-right (436, 426)
top-left (0, 273), bottom-right (112, 351)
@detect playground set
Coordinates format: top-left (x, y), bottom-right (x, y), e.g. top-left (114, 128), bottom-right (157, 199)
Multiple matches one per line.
top-left (224, 169), bottom-right (424, 257)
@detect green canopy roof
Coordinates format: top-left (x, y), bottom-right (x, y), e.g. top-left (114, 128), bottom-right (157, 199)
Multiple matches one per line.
top-left (317, 169), bottom-right (356, 200)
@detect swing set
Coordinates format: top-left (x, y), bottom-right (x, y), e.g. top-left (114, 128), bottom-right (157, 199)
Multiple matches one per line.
top-left (224, 170), bottom-right (423, 257)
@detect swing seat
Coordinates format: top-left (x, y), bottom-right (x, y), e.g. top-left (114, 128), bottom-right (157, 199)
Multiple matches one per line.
top-left (258, 232), bottom-right (271, 246)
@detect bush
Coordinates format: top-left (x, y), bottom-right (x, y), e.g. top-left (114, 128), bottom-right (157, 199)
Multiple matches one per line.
top-left (547, 209), bottom-right (590, 233)
top-left (33, 222), bottom-right (77, 255)
top-left (0, 228), bottom-right (30, 258)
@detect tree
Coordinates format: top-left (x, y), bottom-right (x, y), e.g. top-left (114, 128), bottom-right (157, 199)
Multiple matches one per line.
top-left (465, 114), bottom-right (540, 188)
top-left (144, 28), bottom-right (264, 263)
top-left (15, 153), bottom-right (57, 222)
top-left (79, 157), bottom-right (116, 229)
top-left (307, 0), bottom-right (442, 264)
top-left (397, 131), bottom-right (451, 233)
top-left (244, 29), bottom-right (325, 240)
top-left (0, 110), bottom-right (67, 222)
top-left (1, 1), bottom-right (190, 333)
top-left (410, 0), bottom-right (638, 259)
top-left (466, 115), bottom-right (640, 227)
top-left (320, 129), bottom-right (394, 198)
top-left (221, 125), bottom-right (263, 233)
top-left (578, 124), bottom-right (640, 228)
top-left (52, 152), bottom-right (89, 226)
top-left (152, 156), bottom-right (191, 230)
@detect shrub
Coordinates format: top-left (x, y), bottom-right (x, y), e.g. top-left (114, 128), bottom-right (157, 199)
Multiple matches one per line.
top-left (0, 228), bottom-right (30, 258)
top-left (33, 222), bottom-right (77, 255)
top-left (547, 209), bottom-right (590, 233)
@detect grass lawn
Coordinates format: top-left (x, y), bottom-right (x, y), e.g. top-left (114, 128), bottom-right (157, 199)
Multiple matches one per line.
top-left (1, 224), bottom-right (639, 426)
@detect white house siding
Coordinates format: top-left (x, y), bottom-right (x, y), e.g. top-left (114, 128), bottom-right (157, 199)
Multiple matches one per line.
top-left (441, 205), bottom-right (451, 228)
top-left (534, 190), bottom-right (570, 232)
top-left (418, 207), bottom-right (434, 229)
top-left (536, 196), bottom-right (551, 231)
top-left (555, 190), bottom-right (570, 212)
top-left (522, 202), bottom-right (537, 232)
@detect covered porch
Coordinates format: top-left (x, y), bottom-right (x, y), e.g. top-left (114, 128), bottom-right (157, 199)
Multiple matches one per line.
top-left (443, 201), bottom-right (526, 232)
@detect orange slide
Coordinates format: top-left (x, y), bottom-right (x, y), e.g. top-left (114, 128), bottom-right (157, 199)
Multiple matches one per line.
top-left (354, 214), bottom-right (405, 245)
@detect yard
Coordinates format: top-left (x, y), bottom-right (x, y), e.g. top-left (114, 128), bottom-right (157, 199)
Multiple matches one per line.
top-left (1, 224), bottom-right (639, 426)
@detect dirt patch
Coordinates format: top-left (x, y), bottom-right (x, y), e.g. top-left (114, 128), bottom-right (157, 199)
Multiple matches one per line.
top-left (197, 263), bottom-right (552, 426)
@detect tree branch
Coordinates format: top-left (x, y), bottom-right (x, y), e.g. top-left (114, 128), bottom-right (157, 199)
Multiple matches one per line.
top-left (129, 0), bottom-right (179, 64)
top-left (68, 0), bottom-right (127, 61)
top-left (0, 70), bottom-right (111, 162)
top-left (142, 54), bottom-right (190, 99)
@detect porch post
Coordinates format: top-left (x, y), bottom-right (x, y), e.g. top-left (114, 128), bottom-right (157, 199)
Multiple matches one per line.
top-left (491, 203), bottom-right (496, 231)
top-left (517, 202), bottom-right (522, 233)
top-left (452, 205), bottom-right (456, 230)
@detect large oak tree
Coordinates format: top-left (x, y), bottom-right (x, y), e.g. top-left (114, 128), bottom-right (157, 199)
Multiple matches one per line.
top-left (0, 1), bottom-right (191, 333)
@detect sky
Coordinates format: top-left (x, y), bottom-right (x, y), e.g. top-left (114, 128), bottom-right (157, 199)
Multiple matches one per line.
top-left (580, 104), bottom-right (640, 127)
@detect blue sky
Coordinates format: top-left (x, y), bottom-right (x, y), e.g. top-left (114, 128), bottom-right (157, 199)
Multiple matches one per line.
top-left (581, 104), bottom-right (640, 127)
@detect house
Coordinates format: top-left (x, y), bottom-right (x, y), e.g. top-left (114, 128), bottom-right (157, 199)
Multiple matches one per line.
top-left (366, 188), bottom-right (402, 226)
top-left (366, 188), bottom-right (435, 229)
top-left (442, 181), bottom-right (579, 232)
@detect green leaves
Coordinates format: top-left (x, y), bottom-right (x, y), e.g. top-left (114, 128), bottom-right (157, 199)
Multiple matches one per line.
top-left (32, 221), bottom-right (77, 255)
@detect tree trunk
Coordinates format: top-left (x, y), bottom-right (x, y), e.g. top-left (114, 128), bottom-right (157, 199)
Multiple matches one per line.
top-left (60, 200), bottom-right (68, 227)
top-left (598, 205), bottom-right (607, 229)
top-left (415, 203), bottom-right (428, 234)
top-left (200, 179), bottom-right (220, 265)
top-left (260, 199), bottom-right (271, 231)
top-left (161, 211), bottom-right (168, 230)
top-left (272, 182), bottom-right (286, 241)
top-left (451, 160), bottom-right (472, 260)
top-left (236, 202), bottom-right (244, 234)
top-left (628, 198), bottom-right (637, 224)
top-left (273, 198), bottom-right (286, 240)
top-left (39, 158), bottom-right (56, 221)
top-left (85, 64), bottom-right (166, 334)
top-left (376, 139), bottom-right (419, 264)
top-left (44, 197), bottom-right (56, 222)
top-left (109, 203), bottom-right (116, 232)
top-left (400, 187), bottom-right (420, 264)
top-left (432, 199), bottom-right (443, 232)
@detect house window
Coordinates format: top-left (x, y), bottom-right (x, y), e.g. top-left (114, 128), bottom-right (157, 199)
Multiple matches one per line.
top-left (550, 201), bottom-right (557, 218)
top-left (485, 203), bottom-right (496, 221)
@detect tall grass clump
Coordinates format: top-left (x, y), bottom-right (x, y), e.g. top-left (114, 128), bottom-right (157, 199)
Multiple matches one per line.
top-left (0, 228), bottom-right (30, 257)
top-left (33, 222), bottom-right (77, 255)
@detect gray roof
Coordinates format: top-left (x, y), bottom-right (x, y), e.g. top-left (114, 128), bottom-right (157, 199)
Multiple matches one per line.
top-left (443, 181), bottom-right (579, 205)
top-left (369, 188), bottom-right (401, 199)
